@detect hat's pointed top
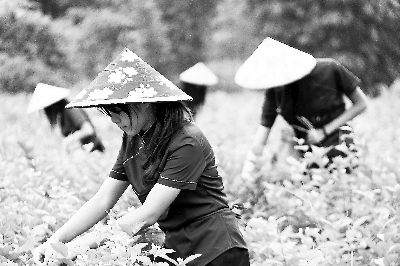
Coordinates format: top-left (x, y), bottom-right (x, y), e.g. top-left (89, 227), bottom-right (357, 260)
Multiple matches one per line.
top-left (234, 37), bottom-right (316, 89)
top-left (27, 83), bottom-right (70, 113)
top-left (179, 62), bottom-right (219, 86)
top-left (67, 47), bottom-right (192, 108)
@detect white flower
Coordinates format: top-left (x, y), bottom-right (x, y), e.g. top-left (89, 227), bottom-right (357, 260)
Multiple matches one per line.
top-left (128, 84), bottom-right (157, 98)
top-left (123, 67), bottom-right (138, 77)
top-left (88, 87), bottom-right (114, 100)
top-left (121, 50), bottom-right (141, 62)
top-left (74, 89), bottom-right (87, 100)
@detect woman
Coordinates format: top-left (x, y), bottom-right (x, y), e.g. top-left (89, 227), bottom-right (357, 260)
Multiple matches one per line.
top-left (27, 83), bottom-right (105, 153)
top-left (33, 48), bottom-right (249, 266)
top-left (235, 38), bottom-right (368, 176)
top-left (179, 62), bottom-right (219, 118)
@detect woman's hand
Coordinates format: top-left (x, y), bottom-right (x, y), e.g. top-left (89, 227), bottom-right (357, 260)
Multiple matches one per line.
top-left (32, 240), bottom-right (61, 265)
top-left (306, 128), bottom-right (326, 144)
top-left (33, 240), bottom-right (79, 265)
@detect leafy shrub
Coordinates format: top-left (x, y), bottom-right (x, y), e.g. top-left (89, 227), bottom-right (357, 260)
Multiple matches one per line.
top-left (1, 89), bottom-right (400, 265)
top-left (64, 1), bottom-right (174, 80)
top-left (0, 54), bottom-right (67, 93)
top-left (0, 7), bottom-right (70, 93)
top-left (231, 129), bottom-right (399, 265)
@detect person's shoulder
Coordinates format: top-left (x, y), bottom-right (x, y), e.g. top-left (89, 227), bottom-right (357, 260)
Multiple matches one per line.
top-left (309, 58), bottom-right (345, 78)
top-left (316, 58), bottom-right (346, 71)
top-left (316, 58), bottom-right (340, 67)
top-left (179, 122), bottom-right (204, 140)
top-left (170, 122), bottom-right (204, 148)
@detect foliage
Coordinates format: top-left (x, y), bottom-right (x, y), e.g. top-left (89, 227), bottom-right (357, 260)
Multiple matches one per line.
top-left (47, 216), bottom-right (199, 266)
top-left (1, 61), bottom-right (400, 265)
top-left (29, 0), bottom-right (96, 18)
top-left (56, 0), bottom-right (173, 81)
top-left (209, 0), bottom-right (262, 60)
top-left (196, 86), bottom-right (400, 265)
top-left (239, 139), bottom-right (400, 266)
top-left (1, 0), bottom-right (399, 95)
top-left (0, 2), bottom-right (70, 93)
top-left (155, 0), bottom-right (218, 76)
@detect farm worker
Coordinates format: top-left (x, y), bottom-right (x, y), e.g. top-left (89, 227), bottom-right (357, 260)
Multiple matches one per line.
top-left (32, 48), bottom-right (249, 266)
top-left (179, 62), bottom-right (219, 118)
top-left (235, 37), bottom-right (368, 177)
top-left (27, 83), bottom-right (105, 153)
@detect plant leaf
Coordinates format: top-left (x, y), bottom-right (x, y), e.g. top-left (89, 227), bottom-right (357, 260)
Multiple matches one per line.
top-left (182, 254), bottom-right (202, 264)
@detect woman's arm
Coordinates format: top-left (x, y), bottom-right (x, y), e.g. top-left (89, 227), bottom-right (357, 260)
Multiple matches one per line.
top-left (307, 87), bottom-right (368, 144)
top-left (241, 125), bottom-right (272, 179)
top-left (116, 183), bottom-right (180, 234)
top-left (324, 86), bottom-right (368, 135)
top-left (62, 122), bottom-right (95, 152)
top-left (33, 177), bottom-right (128, 265)
top-left (50, 177), bottom-right (128, 243)
top-left (251, 125), bottom-right (272, 156)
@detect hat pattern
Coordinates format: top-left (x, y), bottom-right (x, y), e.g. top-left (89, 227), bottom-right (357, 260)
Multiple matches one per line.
top-left (67, 48), bottom-right (191, 108)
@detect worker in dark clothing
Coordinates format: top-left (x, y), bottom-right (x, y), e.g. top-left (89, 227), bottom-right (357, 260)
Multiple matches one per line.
top-left (179, 62), bottom-right (219, 117)
top-left (27, 83), bottom-right (105, 153)
top-left (235, 38), bottom-right (368, 177)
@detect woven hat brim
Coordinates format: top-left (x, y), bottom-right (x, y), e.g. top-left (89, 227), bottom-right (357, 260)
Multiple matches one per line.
top-left (67, 48), bottom-right (193, 108)
top-left (235, 37), bottom-right (316, 90)
top-left (66, 95), bottom-right (192, 108)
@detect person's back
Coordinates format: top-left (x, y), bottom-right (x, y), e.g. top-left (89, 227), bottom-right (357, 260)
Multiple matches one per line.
top-left (59, 107), bottom-right (105, 152)
top-left (263, 58), bottom-right (359, 148)
top-left (179, 62), bottom-right (218, 118)
top-left (235, 38), bottom-right (368, 177)
top-left (180, 82), bottom-right (207, 116)
top-left (27, 83), bottom-right (105, 153)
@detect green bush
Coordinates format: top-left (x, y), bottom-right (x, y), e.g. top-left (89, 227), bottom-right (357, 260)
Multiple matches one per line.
top-left (0, 9), bottom-right (70, 93)
top-left (0, 54), bottom-right (67, 93)
top-left (1, 86), bottom-right (400, 265)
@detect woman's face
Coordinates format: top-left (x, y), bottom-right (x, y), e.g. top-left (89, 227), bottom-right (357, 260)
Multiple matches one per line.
top-left (108, 103), bottom-right (153, 136)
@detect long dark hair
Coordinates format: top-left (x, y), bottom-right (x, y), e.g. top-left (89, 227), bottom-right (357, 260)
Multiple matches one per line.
top-left (98, 101), bottom-right (192, 186)
top-left (44, 99), bottom-right (68, 128)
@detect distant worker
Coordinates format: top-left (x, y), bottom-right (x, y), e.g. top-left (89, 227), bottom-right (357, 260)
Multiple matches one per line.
top-left (235, 38), bottom-right (368, 177)
top-left (27, 83), bottom-right (105, 153)
top-left (179, 62), bottom-right (219, 117)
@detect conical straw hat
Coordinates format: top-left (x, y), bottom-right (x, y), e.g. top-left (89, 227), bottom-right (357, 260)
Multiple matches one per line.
top-left (179, 62), bottom-right (219, 86)
top-left (234, 37), bottom-right (317, 89)
top-left (67, 48), bottom-right (192, 108)
top-left (27, 83), bottom-right (70, 113)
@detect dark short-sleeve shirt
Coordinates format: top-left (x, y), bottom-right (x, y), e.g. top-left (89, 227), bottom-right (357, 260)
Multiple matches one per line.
top-left (60, 108), bottom-right (88, 137)
top-left (261, 58), bottom-right (361, 141)
top-left (109, 122), bottom-right (247, 266)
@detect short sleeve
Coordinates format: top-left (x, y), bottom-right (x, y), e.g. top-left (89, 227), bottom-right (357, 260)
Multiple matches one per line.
top-left (333, 60), bottom-right (361, 96)
top-left (158, 140), bottom-right (206, 190)
top-left (261, 88), bottom-right (278, 128)
top-left (109, 136), bottom-right (128, 181)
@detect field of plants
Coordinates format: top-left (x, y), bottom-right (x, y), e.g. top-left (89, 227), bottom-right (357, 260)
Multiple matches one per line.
top-left (1, 85), bottom-right (400, 265)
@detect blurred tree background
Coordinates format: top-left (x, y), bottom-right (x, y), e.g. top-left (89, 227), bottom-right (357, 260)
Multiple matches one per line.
top-left (0, 0), bottom-right (399, 96)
